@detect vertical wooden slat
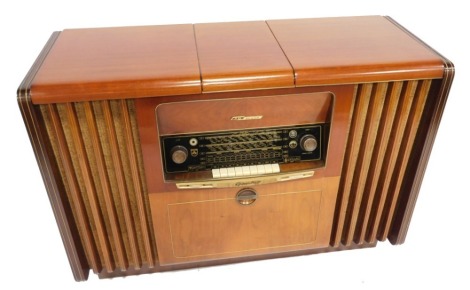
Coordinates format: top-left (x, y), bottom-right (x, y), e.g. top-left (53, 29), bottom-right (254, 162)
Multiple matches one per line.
top-left (19, 31), bottom-right (90, 281)
top-left (101, 101), bottom-right (141, 269)
top-left (47, 104), bottom-right (102, 274)
top-left (367, 81), bottom-right (418, 242)
top-left (332, 80), bottom-right (432, 244)
top-left (358, 82), bottom-right (403, 243)
top-left (378, 80), bottom-right (432, 240)
top-left (83, 102), bottom-right (128, 271)
top-left (390, 77), bottom-right (450, 245)
top-left (342, 83), bottom-right (388, 246)
top-left (331, 84), bottom-right (373, 246)
top-left (65, 103), bottom-right (115, 272)
top-left (40, 99), bottom-right (156, 274)
top-left (120, 100), bottom-right (155, 267)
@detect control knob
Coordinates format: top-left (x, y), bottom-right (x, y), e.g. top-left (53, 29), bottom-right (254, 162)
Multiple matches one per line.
top-left (171, 145), bottom-right (188, 164)
top-left (299, 134), bottom-right (318, 152)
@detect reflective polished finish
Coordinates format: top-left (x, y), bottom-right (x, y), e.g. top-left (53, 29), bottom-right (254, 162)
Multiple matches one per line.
top-left (17, 16), bottom-right (453, 281)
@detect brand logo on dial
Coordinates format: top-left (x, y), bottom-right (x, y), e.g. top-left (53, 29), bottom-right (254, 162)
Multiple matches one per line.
top-left (231, 115), bottom-right (263, 121)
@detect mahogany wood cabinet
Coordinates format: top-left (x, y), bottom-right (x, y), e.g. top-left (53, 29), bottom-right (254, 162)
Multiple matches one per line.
top-left (18, 16), bottom-right (454, 281)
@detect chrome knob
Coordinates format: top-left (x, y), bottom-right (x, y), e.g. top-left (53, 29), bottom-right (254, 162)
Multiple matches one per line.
top-left (236, 188), bottom-right (258, 205)
top-left (171, 145), bottom-right (188, 164)
top-left (299, 134), bottom-right (318, 152)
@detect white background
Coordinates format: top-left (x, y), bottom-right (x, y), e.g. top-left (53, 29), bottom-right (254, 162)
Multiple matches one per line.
top-left (1, 0), bottom-right (468, 289)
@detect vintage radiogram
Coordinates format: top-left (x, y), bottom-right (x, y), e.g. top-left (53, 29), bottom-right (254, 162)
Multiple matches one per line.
top-left (18, 16), bottom-right (454, 281)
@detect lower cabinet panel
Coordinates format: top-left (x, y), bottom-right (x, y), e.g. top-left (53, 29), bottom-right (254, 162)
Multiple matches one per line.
top-left (151, 176), bottom-right (339, 265)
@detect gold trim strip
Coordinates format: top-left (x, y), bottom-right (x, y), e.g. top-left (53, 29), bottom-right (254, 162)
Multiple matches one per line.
top-left (176, 170), bottom-right (314, 189)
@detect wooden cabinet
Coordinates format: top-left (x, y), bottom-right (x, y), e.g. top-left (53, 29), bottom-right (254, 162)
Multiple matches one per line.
top-left (18, 16), bottom-right (453, 281)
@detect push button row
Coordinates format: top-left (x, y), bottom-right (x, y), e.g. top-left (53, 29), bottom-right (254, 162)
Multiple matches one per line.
top-left (212, 164), bottom-right (280, 178)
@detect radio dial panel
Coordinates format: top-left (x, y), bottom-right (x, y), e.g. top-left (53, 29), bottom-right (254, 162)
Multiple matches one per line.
top-left (161, 124), bottom-right (325, 174)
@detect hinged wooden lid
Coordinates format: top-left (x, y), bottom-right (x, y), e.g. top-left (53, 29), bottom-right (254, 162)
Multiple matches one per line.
top-left (28, 16), bottom-right (445, 104)
top-left (31, 25), bottom-right (202, 104)
top-left (268, 16), bottom-right (444, 85)
top-left (194, 21), bottom-right (294, 92)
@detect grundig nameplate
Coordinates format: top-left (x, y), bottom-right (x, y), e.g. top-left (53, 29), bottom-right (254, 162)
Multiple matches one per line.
top-left (176, 169), bottom-right (315, 189)
top-left (18, 16), bottom-right (453, 281)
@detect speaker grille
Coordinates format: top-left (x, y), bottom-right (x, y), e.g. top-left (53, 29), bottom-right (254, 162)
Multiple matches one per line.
top-left (39, 100), bottom-right (156, 274)
top-left (332, 80), bottom-right (432, 246)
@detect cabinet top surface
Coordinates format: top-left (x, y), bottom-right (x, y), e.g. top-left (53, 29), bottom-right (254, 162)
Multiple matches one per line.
top-left (27, 16), bottom-right (445, 104)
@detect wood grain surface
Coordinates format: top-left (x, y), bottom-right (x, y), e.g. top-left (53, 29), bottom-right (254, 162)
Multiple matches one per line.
top-left (150, 176), bottom-right (339, 265)
top-left (194, 21), bottom-right (294, 92)
top-left (17, 16), bottom-right (454, 280)
top-left (156, 92), bottom-right (332, 135)
top-left (28, 16), bottom-right (445, 104)
top-left (31, 25), bottom-right (201, 104)
top-left (267, 16), bottom-right (444, 86)
top-left (136, 85), bottom-right (355, 194)
top-left (17, 32), bottom-right (91, 281)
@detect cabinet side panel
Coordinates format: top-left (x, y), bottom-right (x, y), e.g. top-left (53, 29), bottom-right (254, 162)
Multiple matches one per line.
top-left (17, 31), bottom-right (90, 281)
top-left (331, 79), bottom-right (434, 246)
top-left (38, 99), bottom-right (158, 274)
top-left (390, 66), bottom-right (454, 244)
